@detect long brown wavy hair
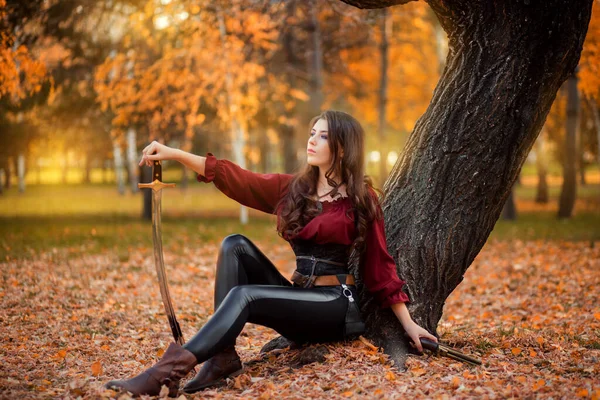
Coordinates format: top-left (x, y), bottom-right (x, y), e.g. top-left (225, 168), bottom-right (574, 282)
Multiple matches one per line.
top-left (276, 110), bottom-right (383, 267)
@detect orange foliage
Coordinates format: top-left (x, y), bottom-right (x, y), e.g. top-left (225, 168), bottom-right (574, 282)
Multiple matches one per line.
top-left (94, 0), bottom-right (283, 141)
top-left (325, 3), bottom-right (440, 134)
top-left (580, 1), bottom-right (600, 99)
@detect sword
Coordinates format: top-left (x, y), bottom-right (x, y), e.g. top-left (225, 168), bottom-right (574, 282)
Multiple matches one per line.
top-left (418, 338), bottom-right (482, 366)
top-left (138, 159), bottom-right (185, 345)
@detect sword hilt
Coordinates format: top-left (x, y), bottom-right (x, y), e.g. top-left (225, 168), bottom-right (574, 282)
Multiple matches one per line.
top-left (138, 160), bottom-right (176, 191)
top-left (420, 337), bottom-right (482, 366)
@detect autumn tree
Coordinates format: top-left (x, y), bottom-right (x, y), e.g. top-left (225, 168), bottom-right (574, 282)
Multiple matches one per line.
top-left (0, 0), bottom-right (52, 192)
top-left (335, 0), bottom-right (594, 365)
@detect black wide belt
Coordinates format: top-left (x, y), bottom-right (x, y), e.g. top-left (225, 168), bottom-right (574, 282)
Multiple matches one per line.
top-left (293, 255), bottom-right (351, 288)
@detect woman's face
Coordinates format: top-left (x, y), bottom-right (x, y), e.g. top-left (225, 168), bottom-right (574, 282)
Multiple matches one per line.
top-left (307, 118), bottom-right (332, 169)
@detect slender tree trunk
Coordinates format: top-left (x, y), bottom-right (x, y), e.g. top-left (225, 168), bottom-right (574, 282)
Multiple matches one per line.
top-left (259, 128), bottom-right (270, 173)
top-left (307, 0), bottom-right (324, 117)
top-left (84, 155), bottom-right (92, 184)
top-left (586, 96), bottom-right (600, 166)
top-left (339, 0), bottom-right (593, 366)
top-left (127, 127), bottom-right (139, 193)
top-left (4, 159), bottom-right (10, 189)
top-left (17, 153), bottom-right (25, 193)
top-left (103, 160), bottom-right (109, 184)
top-left (141, 164), bottom-right (152, 221)
top-left (535, 129), bottom-right (549, 203)
top-left (378, 9), bottom-right (390, 188)
top-left (232, 119), bottom-right (249, 225)
top-left (281, 0), bottom-right (300, 174)
top-left (113, 142), bottom-right (125, 195)
top-left (281, 125), bottom-right (297, 173)
top-left (218, 10), bottom-right (248, 225)
top-left (558, 73), bottom-right (580, 218)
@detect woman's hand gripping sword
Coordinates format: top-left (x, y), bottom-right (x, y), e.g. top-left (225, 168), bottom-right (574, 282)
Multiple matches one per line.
top-left (417, 337), bottom-right (482, 366)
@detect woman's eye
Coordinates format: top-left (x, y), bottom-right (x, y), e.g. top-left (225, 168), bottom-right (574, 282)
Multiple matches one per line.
top-left (321, 135), bottom-right (328, 140)
top-left (310, 132), bottom-right (315, 137)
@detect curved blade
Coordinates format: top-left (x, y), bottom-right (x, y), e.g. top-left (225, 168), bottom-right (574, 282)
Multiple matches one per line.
top-left (152, 189), bottom-right (185, 345)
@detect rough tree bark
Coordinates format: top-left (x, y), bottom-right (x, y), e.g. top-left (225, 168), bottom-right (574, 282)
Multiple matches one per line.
top-left (339, 0), bottom-right (593, 366)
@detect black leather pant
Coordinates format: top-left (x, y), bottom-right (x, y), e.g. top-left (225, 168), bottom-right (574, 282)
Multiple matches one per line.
top-left (182, 234), bottom-right (350, 363)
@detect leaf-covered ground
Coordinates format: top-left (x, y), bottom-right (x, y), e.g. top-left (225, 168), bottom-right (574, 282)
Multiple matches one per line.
top-left (1, 239), bottom-right (598, 399)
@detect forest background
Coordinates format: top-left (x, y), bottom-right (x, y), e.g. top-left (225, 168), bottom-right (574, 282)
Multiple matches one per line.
top-left (1, 0), bottom-right (599, 398)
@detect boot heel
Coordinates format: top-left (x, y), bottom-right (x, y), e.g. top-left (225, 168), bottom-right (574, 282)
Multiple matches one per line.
top-left (182, 355), bottom-right (243, 393)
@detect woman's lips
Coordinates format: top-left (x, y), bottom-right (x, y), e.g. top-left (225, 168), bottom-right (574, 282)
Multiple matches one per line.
top-left (307, 149), bottom-right (316, 154)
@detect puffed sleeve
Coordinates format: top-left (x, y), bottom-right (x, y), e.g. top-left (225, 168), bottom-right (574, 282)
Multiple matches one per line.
top-left (361, 191), bottom-right (410, 308)
top-left (197, 153), bottom-right (293, 214)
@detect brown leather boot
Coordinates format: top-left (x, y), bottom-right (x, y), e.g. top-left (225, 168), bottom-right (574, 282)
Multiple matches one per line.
top-left (105, 342), bottom-right (198, 397)
top-left (182, 346), bottom-right (243, 394)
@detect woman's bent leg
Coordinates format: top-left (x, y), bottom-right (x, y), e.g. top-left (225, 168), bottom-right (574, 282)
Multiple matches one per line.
top-left (214, 234), bottom-right (292, 310)
top-left (183, 234), bottom-right (294, 393)
top-left (183, 285), bottom-right (347, 363)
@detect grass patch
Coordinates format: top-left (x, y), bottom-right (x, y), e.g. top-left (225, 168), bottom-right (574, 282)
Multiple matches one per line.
top-left (1, 214), bottom-right (279, 261)
top-left (0, 178), bottom-right (598, 260)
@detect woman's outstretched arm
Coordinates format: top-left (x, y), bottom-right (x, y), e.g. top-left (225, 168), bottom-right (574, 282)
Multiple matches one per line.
top-left (139, 141), bottom-right (207, 177)
top-left (139, 141), bottom-right (292, 214)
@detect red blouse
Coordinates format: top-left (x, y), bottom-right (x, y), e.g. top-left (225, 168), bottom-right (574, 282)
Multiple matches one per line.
top-left (197, 153), bottom-right (410, 308)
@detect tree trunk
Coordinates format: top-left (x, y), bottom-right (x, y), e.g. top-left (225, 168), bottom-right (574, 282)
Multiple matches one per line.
top-left (585, 95), bottom-right (600, 166)
top-left (259, 128), bottom-right (270, 173)
top-left (84, 155), bottom-right (92, 184)
top-left (378, 9), bottom-right (390, 189)
top-left (535, 129), bottom-right (549, 203)
top-left (17, 153), bottom-right (25, 193)
top-left (232, 119), bottom-right (249, 225)
top-left (281, 125), bottom-right (298, 173)
top-left (127, 127), bottom-right (139, 193)
top-left (558, 73), bottom-right (580, 218)
top-left (501, 188), bottom-right (517, 220)
top-left (281, 0), bottom-right (301, 174)
top-left (102, 160), bottom-right (109, 184)
top-left (4, 159), bottom-right (11, 189)
top-left (113, 142), bottom-right (125, 195)
top-left (141, 164), bottom-right (152, 221)
top-left (218, 10), bottom-right (248, 225)
top-left (339, 0), bottom-right (593, 366)
top-left (307, 0), bottom-right (324, 117)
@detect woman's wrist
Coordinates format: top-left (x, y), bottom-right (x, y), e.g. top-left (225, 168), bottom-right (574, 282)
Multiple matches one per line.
top-left (390, 302), bottom-right (414, 328)
top-left (170, 148), bottom-right (184, 162)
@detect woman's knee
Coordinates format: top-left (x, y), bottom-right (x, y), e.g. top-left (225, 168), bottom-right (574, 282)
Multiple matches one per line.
top-left (221, 285), bottom-right (253, 308)
top-left (219, 234), bottom-right (251, 255)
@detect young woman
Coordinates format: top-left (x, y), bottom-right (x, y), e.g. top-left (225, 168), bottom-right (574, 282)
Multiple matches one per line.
top-left (106, 110), bottom-right (437, 397)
